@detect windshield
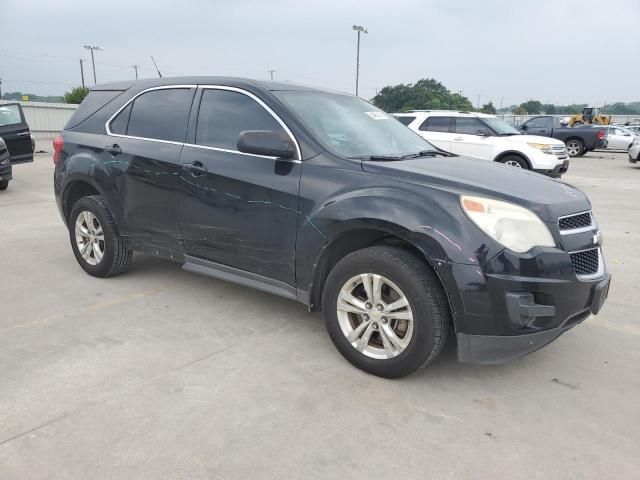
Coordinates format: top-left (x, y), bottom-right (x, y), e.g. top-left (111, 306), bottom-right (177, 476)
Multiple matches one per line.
top-left (480, 117), bottom-right (521, 135)
top-left (274, 91), bottom-right (437, 158)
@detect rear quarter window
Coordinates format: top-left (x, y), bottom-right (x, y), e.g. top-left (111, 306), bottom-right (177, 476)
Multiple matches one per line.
top-left (396, 116), bottom-right (416, 126)
top-left (65, 90), bottom-right (124, 129)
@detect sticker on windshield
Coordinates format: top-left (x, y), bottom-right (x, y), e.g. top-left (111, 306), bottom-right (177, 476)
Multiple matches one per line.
top-left (365, 111), bottom-right (389, 120)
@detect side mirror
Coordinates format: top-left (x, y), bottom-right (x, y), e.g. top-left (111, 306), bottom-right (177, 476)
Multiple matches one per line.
top-left (520, 124), bottom-right (528, 131)
top-left (476, 129), bottom-right (491, 137)
top-left (237, 130), bottom-right (295, 159)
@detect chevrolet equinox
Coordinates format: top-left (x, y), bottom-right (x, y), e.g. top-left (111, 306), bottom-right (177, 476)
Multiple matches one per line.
top-left (53, 78), bottom-right (611, 378)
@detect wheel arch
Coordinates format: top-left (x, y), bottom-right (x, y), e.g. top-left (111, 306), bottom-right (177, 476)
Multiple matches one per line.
top-left (62, 177), bottom-right (105, 222)
top-left (493, 150), bottom-right (532, 169)
top-left (306, 221), bottom-right (461, 333)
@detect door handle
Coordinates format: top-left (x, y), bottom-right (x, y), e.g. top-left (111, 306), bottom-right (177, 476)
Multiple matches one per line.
top-left (183, 161), bottom-right (207, 176)
top-left (105, 144), bottom-right (122, 155)
top-left (15, 131), bottom-right (30, 136)
top-left (453, 137), bottom-right (464, 141)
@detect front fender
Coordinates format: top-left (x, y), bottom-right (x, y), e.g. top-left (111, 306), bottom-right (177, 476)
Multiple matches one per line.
top-left (296, 183), bottom-right (503, 311)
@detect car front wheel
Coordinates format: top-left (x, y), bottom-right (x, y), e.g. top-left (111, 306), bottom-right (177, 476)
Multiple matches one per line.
top-left (0, 180), bottom-right (8, 191)
top-left (322, 246), bottom-right (450, 378)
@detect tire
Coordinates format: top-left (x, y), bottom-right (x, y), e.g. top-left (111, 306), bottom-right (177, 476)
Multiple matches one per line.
top-left (0, 180), bottom-right (8, 191)
top-left (322, 246), bottom-right (450, 378)
top-left (576, 149), bottom-right (588, 157)
top-left (498, 155), bottom-right (529, 169)
top-left (565, 139), bottom-right (584, 157)
top-left (69, 195), bottom-right (133, 277)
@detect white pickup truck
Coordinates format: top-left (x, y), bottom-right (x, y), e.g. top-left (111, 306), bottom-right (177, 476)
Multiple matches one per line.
top-left (394, 110), bottom-right (569, 178)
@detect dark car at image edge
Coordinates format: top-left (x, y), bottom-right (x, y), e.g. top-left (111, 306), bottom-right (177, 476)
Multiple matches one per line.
top-left (53, 77), bottom-right (611, 378)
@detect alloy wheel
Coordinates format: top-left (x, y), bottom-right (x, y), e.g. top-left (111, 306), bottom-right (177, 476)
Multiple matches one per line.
top-left (566, 142), bottom-right (581, 156)
top-left (505, 159), bottom-right (522, 168)
top-left (75, 211), bottom-right (105, 265)
top-left (336, 273), bottom-right (414, 359)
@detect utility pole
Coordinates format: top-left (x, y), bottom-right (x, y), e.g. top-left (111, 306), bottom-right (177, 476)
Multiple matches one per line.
top-left (477, 94), bottom-right (481, 109)
top-left (0, 79), bottom-right (3, 100)
top-left (83, 45), bottom-right (103, 84)
top-left (268, 69), bottom-right (275, 81)
top-left (352, 25), bottom-right (368, 96)
top-left (500, 97), bottom-right (504, 110)
top-left (79, 59), bottom-right (85, 88)
top-left (132, 65), bottom-right (139, 80)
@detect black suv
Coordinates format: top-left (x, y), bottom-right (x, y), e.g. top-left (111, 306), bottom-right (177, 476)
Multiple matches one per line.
top-left (53, 78), bottom-right (610, 378)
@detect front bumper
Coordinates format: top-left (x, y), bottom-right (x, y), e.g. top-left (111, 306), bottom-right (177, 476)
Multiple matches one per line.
top-left (629, 146), bottom-right (640, 163)
top-left (534, 159), bottom-right (569, 178)
top-left (458, 274), bottom-right (611, 364)
top-left (437, 242), bottom-right (610, 365)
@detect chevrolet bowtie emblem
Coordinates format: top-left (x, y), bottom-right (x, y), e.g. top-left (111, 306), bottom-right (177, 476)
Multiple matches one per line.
top-left (593, 230), bottom-right (601, 245)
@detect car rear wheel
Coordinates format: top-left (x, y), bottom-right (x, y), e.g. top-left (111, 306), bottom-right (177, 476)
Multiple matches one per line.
top-left (565, 139), bottom-right (584, 157)
top-left (322, 246), bottom-right (449, 378)
top-left (0, 180), bottom-right (8, 191)
top-left (69, 195), bottom-right (133, 277)
top-left (498, 155), bottom-right (528, 169)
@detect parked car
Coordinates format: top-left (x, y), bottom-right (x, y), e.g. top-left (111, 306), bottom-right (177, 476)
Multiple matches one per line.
top-left (625, 126), bottom-right (640, 135)
top-left (600, 125), bottom-right (639, 150)
top-left (629, 137), bottom-right (640, 164)
top-left (53, 78), bottom-right (610, 378)
top-left (394, 111), bottom-right (569, 177)
top-left (0, 103), bottom-right (34, 164)
top-left (518, 115), bottom-right (607, 157)
top-left (0, 137), bottom-right (11, 190)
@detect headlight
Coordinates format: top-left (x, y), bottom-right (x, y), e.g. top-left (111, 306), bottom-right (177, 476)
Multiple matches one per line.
top-left (460, 195), bottom-right (556, 253)
top-left (527, 142), bottom-right (554, 154)
top-left (633, 137), bottom-right (640, 146)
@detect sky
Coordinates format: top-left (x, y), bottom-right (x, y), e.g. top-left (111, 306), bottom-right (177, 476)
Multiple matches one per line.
top-left (1, 0), bottom-right (639, 106)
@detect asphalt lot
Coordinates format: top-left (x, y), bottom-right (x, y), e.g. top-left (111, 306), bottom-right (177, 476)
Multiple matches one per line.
top-left (1, 150), bottom-right (639, 479)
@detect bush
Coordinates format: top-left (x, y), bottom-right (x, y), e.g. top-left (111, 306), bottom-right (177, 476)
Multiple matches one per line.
top-left (64, 87), bottom-right (90, 104)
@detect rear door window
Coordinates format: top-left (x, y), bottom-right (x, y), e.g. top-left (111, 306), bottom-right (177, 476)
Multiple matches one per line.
top-left (0, 104), bottom-right (23, 127)
top-left (195, 89), bottom-right (288, 151)
top-left (125, 88), bottom-right (194, 142)
top-left (419, 116), bottom-right (453, 132)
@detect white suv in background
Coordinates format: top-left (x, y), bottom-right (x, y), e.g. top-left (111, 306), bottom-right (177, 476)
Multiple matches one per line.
top-left (394, 111), bottom-right (569, 177)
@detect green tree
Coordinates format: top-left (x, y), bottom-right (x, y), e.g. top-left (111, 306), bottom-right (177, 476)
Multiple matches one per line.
top-left (512, 106), bottom-right (527, 115)
top-left (64, 87), bottom-right (90, 104)
top-left (542, 104), bottom-right (556, 114)
top-left (519, 100), bottom-right (543, 114)
top-left (480, 101), bottom-right (496, 114)
top-left (372, 78), bottom-right (473, 112)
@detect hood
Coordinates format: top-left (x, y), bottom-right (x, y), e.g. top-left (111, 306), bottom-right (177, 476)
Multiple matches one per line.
top-left (361, 155), bottom-right (589, 222)
top-left (503, 134), bottom-right (565, 146)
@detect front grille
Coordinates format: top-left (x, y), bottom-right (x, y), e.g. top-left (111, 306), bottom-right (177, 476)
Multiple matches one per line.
top-left (559, 212), bottom-right (592, 231)
top-left (551, 145), bottom-right (568, 158)
top-left (570, 248), bottom-right (600, 276)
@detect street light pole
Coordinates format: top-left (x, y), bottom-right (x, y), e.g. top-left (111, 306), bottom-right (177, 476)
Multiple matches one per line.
top-left (268, 69), bottom-right (275, 81)
top-left (352, 25), bottom-right (368, 97)
top-left (83, 45), bottom-right (103, 85)
top-left (79, 59), bottom-right (85, 88)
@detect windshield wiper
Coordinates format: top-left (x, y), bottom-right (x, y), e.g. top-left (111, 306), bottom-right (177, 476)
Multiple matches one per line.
top-left (401, 150), bottom-right (451, 158)
top-left (348, 155), bottom-right (403, 161)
